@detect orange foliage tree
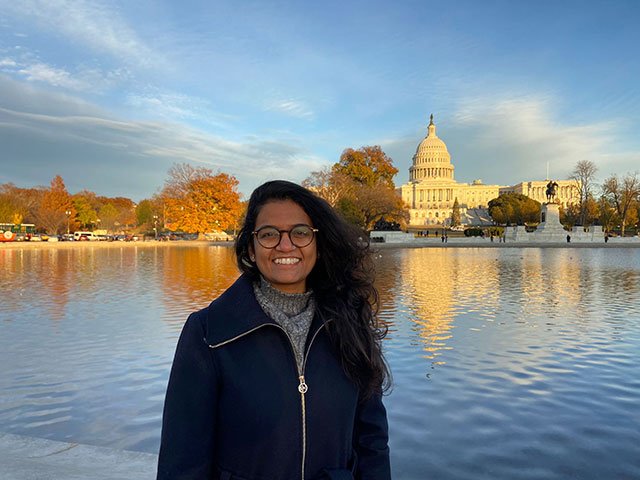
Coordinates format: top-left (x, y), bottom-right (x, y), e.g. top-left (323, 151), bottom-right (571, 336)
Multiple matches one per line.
top-left (333, 145), bottom-right (398, 189)
top-left (37, 175), bottom-right (77, 234)
top-left (162, 163), bottom-right (242, 234)
top-left (304, 146), bottom-right (406, 231)
top-left (0, 183), bottom-right (45, 225)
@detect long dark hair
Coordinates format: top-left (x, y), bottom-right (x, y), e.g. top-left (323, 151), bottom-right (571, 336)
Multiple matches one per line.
top-left (235, 180), bottom-right (390, 398)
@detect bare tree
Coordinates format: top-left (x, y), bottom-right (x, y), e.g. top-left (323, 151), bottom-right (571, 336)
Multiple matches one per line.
top-left (302, 167), bottom-right (351, 207)
top-left (601, 172), bottom-right (640, 236)
top-left (569, 160), bottom-right (598, 225)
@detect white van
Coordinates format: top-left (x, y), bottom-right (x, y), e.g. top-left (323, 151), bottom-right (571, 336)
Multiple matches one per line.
top-left (73, 231), bottom-right (99, 241)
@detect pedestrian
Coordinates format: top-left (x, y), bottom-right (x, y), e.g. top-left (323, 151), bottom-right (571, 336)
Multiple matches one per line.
top-left (157, 180), bottom-right (391, 480)
top-left (567, 234), bottom-right (571, 243)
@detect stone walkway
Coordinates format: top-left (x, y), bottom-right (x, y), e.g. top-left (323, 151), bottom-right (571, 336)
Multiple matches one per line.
top-left (0, 432), bottom-right (158, 480)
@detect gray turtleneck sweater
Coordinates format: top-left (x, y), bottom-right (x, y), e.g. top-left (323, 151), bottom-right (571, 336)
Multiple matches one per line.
top-left (253, 276), bottom-right (315, 372)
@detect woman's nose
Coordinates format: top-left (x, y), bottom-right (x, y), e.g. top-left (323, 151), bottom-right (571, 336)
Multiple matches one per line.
top-left (276, 231), bottom-right (295, 250)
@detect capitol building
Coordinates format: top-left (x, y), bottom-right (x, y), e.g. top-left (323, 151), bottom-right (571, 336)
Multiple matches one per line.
top-left (400, 114), bottom-right (578, 227)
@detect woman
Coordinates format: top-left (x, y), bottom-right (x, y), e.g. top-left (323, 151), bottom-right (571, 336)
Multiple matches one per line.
top-left (157, 180), bottom-right (391, 480)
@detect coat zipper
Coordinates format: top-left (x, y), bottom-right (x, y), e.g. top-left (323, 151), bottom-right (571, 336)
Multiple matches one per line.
top-left (208, 321), bottom-right (330, 480)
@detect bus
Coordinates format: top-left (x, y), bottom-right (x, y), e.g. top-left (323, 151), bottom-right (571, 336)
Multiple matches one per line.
top-left (0, 223), bottom-right (36, 242)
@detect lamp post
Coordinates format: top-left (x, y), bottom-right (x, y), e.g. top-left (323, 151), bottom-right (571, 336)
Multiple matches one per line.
top-left (153, 215), bottom-right (158, 240)
top-left (65, 210), bottom-right (72, 235)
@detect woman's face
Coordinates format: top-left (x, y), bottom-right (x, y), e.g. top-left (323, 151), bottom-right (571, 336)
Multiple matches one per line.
top-left (250, 199), bottom-right (317, 294)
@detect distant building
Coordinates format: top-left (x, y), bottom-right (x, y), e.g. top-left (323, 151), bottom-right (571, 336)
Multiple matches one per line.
top-left (400, 114), bottom-right (578, 227)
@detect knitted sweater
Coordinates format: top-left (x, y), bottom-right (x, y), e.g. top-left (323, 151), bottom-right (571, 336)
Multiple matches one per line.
top-left (253, 276), bottom-right (315, 371)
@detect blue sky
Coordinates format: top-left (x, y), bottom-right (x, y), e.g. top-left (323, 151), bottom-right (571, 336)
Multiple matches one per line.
top-left (1, 0), bottom-right (638, 201)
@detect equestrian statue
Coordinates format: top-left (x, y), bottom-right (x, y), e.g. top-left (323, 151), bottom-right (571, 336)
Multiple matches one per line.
top-left (545, 180), bottom-right (559, 204)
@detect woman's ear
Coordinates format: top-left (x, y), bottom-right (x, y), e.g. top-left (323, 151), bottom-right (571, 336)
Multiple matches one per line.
top-left (248, 244), bottom-right (255, 262)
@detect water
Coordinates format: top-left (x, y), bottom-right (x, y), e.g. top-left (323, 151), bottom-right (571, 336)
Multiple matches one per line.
top-left (1, 245), bottom-right (639, 479)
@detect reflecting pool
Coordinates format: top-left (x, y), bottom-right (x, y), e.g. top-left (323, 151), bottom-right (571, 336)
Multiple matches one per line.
top-left (1, 245), bottom-right (639, 479)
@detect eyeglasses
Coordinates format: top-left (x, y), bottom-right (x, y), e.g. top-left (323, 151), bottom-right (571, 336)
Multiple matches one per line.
top-left (252, 224), bottom-right (318, 249)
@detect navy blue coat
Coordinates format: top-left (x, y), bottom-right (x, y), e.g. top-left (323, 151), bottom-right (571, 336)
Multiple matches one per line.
top-left (157, 274), bottom-right (391, 480)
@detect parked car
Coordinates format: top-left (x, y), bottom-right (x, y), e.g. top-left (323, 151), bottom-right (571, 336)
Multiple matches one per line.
top-left (74, 231), bottom-right (99, 241)
top-left (47, 235), bottom-right (59, 242)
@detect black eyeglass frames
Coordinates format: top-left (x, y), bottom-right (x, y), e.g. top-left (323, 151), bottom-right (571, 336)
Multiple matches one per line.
top-left (251, 224), bottom-right (318, 249)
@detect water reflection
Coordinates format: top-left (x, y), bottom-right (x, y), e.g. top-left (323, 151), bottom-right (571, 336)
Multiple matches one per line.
top-left (383, 248), bottom-right (501, 362)
top-left (158, 246), bottom-right (239, 333)
top-left (1, 246), bottom-right (639, 479)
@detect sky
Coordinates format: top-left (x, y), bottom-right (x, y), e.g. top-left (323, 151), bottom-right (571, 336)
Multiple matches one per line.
top-left (1, 0), bottom-right (639, 202)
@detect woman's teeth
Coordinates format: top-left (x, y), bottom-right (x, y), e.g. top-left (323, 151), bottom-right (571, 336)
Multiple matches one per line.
top-left (274, 258), bottom-right (300, 265)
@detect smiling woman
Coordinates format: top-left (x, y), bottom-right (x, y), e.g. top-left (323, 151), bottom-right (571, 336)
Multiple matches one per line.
top-left (249, 200), bottom-right (318, 294)
top-left (157, 180), bottom-right (391, 480)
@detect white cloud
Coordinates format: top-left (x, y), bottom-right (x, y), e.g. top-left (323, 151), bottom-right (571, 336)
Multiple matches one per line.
top-left (18, 63), bottom-right (87, 90)
top-left (14, 62), bottom-right (127, 92)
top-left (125, 90), bottom-right (236, 128)
top-left (446, 94), bottom-right (636, 184)
top-left (264, 98), bottom-right (314, 119)
top-left (1, 0), bottom-right (159, 68)
top-left (0, 78), bottom-right (326, 199)
top-left (0, 58), bottom-right (17, 67)
top-left (381, 93), bottom-right (640, 188)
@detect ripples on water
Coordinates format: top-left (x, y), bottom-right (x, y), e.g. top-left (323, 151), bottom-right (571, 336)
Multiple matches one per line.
top-left (1, 246), bottom-right (639, 479)
top-left (376, 248), bottom-right (640, 479)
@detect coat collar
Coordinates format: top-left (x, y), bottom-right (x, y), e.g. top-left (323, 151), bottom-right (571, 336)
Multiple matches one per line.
top-left (203, 274), bottom-right (329, 348)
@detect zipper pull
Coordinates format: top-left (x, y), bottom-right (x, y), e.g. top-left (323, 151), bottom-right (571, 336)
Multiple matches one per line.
top-left (298, 376), bottom-right (308, 394)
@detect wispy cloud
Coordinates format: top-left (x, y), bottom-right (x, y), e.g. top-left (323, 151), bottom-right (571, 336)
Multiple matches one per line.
top-left (382, 93), bottom-right (640, 188)
top-left (10, 61), bottom-right (128, 92)
top-left (0, 78), bottom-right (325, 198)
top-left (1, 0), bottom-right (159, 68)
top-left (450, 94), bottom-right (618, 180)
top-left (264, 98), bottom-right (314, 119)
top-left (18, 63), bottom-right (88, 90)
top-left (125, 90), bottom-right (237, 128)
top-left (0, 58), bottom-right (17, 67)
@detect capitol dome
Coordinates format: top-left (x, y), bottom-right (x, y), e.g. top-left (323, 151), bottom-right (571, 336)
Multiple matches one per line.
top-left (409, 114), bottom-right (455, 182)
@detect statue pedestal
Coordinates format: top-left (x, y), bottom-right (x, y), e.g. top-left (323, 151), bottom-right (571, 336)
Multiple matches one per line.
top-left (535, 203), bottom-right (568, 241)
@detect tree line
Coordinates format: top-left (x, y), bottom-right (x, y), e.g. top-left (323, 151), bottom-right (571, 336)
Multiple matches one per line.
top-left (1, 154), bottom-right (638, 236)
top-left (485, 160), bottom-right (640, 236)
top-left (0, 145), bottom-right (406, 236)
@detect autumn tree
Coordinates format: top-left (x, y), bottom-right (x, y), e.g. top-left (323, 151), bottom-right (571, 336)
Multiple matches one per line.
top-left (37, 175), bottom-right (76, 234)
top-left (569, 160), bottom-right (598, 225)
top-left (304, 146), bottom-right (407, 231)
top-left (339, 182), bottom-right (407, 231)
top-left (0, 190), bottom-right (23, 223)
top-left (72, 196), bottom-right (98, 229)
top-left (560, 204), bottom-right (580, 227)
top-left (302, 167), bottom-right (351, 207)
top-left (105, 197), bottom-right (136, 228)
top-left (450, 198), bottom-right (461, 227)
top-left (333, 146), bottom-right (398, 189)
top-left (136, 199), bottom-right (156, 226)
top-left (1, 183), bottom-right (44, 225)
top-left (601, 172), bottom-right (640, 236)
top-left (488, 193), bottom-right (541, 225)
top-left (99, 203), bottom-right (119, 232)
top-left (597, 196), bottom-right (618, 233)
top-left (161, 163), bottom-right (242, 235)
